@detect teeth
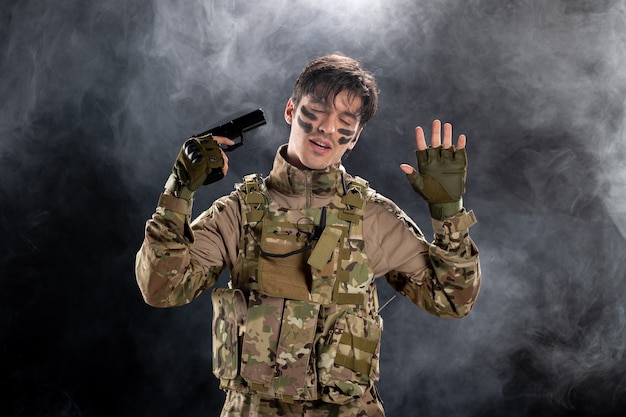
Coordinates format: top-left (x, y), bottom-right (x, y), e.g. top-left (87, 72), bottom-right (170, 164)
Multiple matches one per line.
top-left (313, 140), bottom-right (329, 148)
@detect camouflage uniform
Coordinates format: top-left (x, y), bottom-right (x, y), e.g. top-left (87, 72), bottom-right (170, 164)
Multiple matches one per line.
top-left (135, 144), bottom-right (480, 416)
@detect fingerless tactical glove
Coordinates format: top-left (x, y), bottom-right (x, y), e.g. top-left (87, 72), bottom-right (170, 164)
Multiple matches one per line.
top-left (165, 133), bottom-right (224, 200)
top-left (405, 146), bottom-right (467, 220)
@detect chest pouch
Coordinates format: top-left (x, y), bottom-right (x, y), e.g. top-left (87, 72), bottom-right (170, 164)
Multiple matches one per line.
top-left (240, 291), bottom-right (284, 387)
top-left (308, 225), bottom-right (345, 305)
top-left (240, 290), bottom-right (321, 401)
top-left (211, 288), bottom-right (247, 381)
top-left (317, 311), bottom-right (382, 404)
top-left (257, 219), bottom-right (313, 301)
top-left (273, 299), bottom-right (320, 399)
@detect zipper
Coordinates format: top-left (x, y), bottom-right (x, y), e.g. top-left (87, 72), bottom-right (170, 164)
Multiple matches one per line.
top-left (305, 170), bottom-right (312, 208)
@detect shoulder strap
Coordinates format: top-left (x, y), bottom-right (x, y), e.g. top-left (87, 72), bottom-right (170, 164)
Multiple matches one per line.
top-left (338, 176), bottom-right (369, 224)
top-left (237, 174), bottom-right (269, 224)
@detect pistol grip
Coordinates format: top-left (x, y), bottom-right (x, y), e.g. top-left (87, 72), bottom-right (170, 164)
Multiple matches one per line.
top-left (204, 168), bottom-right (224, 185)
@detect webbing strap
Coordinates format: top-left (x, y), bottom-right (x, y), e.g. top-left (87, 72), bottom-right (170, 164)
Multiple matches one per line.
top-left (338, 177), bottom-right (367, 224)
top-left (249, 382), bottom-right (265, 393)
top-left (158, 192), bottom-right (192, 216)
top-left (335, 293), bottom-right (364, 305)
top-left (456, 209), bottom-right (478, 230)
top-left (339, 332), bottom-right (379, 354)
top-left (334, 353), bottom-right (371, 375)
top-left (243, 174), bottom-right (266, 223)
top-left (333, 177), bottom-right (369, 305)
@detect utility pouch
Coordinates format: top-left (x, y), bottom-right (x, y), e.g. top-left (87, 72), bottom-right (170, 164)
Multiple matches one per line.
top-left (307, 226), bottom-right (342, 271)
top-left (308, 226), bottom-right (344, 306)
top-left (240, 291), bottom-right (284, 387)
top-left (317, 312), bottom-right (382, 404)
top-left (258, 220), bottom-right (312, 301)
top-left (211, 288), bottom-right (247, 380)
top-left (272, 300), bottom-right (321, 400)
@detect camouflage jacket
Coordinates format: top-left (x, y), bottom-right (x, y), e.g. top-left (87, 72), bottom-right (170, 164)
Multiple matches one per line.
top-left (135, 144), bottom-right (481, 318)
top-left (136, 144), bottom-right (480, 403)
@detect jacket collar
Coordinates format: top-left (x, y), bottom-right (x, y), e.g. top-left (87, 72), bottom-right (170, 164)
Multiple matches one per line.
top-left (267, 144), bottom-right (346, 198)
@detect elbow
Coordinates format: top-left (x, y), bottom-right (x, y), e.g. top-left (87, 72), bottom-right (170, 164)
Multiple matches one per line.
top-left (136, 274), bottom-right (170, 308)
top-left (136, 277), bottom-right (192, 308)
top-left (431, 303), bottom-right (474, 319)
top-left (135, 254), bottom-right (175, 308)
top-left (139, 286), bottom-right (170, 308)
top-left (451, 300), bottom-right (477, 318)
top-left (432, 282), bottom-right (480, 319)
top-left (447, 285), bottom-right (481, 318)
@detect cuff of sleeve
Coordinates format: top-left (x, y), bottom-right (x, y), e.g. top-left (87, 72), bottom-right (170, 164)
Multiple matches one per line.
top-left (158, 193), bottom-right (193, 217)
top-left (432, 209), bottom-right (477, 234)
top-left (164, 174), bottom-right (195, 201)
top-left (428, 199), bottom-right (463, 221)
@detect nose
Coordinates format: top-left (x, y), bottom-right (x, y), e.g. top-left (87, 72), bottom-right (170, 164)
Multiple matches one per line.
top-left (317, 113), bottom-right (337, 135)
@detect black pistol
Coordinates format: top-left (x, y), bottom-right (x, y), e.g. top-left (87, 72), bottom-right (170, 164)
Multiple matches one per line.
top-left (194, 108), bottom-right (266, 183)
top-left (197, 108), bottom-right (266, 152)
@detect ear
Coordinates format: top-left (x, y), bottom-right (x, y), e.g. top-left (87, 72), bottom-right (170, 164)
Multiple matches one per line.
top-left (284, 98), bottom-right (295, 125)
top-left (348, 126), bottom-right (364, 150)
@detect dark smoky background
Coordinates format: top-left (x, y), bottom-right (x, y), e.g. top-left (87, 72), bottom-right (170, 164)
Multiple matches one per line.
top-left (2, 0), bottom-right (625, 416)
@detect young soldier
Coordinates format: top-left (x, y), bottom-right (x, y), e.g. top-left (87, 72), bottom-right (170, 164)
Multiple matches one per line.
top-left (135, 53), bottom-right (481, 417)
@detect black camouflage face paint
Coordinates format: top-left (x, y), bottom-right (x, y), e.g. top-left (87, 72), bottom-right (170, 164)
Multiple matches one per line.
top-left (297, 115), bottom-right (313, 133)
top-left (300, 105), bottom-right (318, 121)
top-left (338, 128), bottom-right (356, 145)
top-left (297, 102), bottom-right (357, 143)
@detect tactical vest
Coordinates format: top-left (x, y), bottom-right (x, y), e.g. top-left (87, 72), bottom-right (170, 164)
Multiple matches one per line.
top-left (211, 173), bottom-right (383, 404)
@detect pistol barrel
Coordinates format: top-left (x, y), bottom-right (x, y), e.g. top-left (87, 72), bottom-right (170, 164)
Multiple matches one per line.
top-left (196, 108), bottom-right (266, 152)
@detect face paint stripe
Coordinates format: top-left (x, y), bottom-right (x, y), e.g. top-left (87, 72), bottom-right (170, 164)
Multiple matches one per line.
top-left (297, 115), bottom-right (313, 133)
top-left (300, 105), bottom-right (318, 121)
top-left (338, 128), bottom-right (356, 145)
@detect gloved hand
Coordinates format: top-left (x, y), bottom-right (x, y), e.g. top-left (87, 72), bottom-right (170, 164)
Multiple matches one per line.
top-left (405, 146), bottom-right (467, 220)
top-left (165, 133), bottom-right (225, 199)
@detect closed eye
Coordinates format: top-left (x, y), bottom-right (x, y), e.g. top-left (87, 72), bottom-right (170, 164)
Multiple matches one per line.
top-left (300, 105), bottom-right (319, 120)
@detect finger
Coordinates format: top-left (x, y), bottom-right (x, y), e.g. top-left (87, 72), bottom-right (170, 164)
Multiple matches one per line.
top-left (431, 119), bottom-right (441, 148)
top-left (400, 163), bottom-right (415, 175)
top-left (442, 122), bottom-right (453, 149)
top-left (213, 135), bottom-right (236, 146)
top-left (221, 150), bottom-right (229, 175)
top-left (415, 126), bottom-right (427, 151)
top-left (457, 134), bottom-right (467, 150)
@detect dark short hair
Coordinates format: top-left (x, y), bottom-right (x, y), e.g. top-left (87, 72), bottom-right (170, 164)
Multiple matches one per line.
top-left (291, 53), bottom-right (379, 126)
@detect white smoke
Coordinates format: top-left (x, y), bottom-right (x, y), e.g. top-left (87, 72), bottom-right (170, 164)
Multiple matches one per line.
top-left (2, 0), bottom-right (626, 415)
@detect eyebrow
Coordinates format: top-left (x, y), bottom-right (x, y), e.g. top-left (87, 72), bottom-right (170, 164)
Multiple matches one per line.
top-left (310, 96), bottom-right (359, 122)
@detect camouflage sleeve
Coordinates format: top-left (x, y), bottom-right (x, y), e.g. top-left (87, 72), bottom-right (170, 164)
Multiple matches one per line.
top-left (385, 209), bottom-right (481, 318)
top-left (135, 192), bottom-right (240, 308)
